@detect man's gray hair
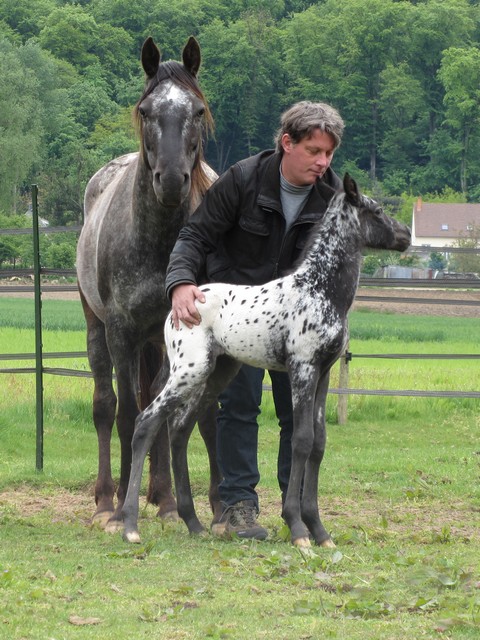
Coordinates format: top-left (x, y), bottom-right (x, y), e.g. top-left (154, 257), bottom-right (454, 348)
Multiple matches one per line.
top-left (274, 101), bottom-right (345, 152)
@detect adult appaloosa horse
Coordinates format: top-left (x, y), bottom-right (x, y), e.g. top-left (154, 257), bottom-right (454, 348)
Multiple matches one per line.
top-left (76, 36), bottom-right (221, 530)
top-left (120, 174), bottom-right (411, 547)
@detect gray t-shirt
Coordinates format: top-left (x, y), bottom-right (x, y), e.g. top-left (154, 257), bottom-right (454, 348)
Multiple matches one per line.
top-left (279, 171), bottom-right (313, 234)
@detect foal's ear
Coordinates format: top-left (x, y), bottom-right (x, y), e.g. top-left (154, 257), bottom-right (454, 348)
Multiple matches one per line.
top-left (182, 36), bottom-right (201, 77)
top-left (141, 37), bottom-right (161, 78)
top-left (343, 173), bottom-right (360, 205)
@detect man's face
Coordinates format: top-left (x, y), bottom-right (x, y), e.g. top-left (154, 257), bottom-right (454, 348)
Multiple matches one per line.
top-left (280, 129), bottom-right (335, 186)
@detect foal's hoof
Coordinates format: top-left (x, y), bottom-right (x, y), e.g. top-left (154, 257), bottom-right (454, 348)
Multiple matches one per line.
top-left (210, 521), bottom-right (227, 537)
top-left (123, 530), bottom-right (141, 544)
top-left (104, 519), bottom-right (124, 535)
top-left (320, 538), bottom-right (336, 549)
top-left (293, 536), bottom-right (312, 549)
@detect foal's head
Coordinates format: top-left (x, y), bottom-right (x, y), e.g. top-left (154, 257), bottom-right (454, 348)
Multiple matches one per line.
top-left (342, 174), bottom-right (411, 252)
top-left (135, 37), bottom-right (214, 208)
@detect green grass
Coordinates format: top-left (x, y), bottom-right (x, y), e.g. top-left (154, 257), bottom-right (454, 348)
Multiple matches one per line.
top-left (0, 298), bottom-right (479, 639)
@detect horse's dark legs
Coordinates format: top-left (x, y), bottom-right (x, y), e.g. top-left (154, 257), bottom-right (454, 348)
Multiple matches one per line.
top-left (80, 290), bottom-right (117, 525)
top-left (103, 326), bottom-right (142, 526)
top-left (301, 372), bottom-right (334, 547)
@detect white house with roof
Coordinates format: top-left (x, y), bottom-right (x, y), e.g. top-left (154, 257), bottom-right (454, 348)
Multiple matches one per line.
top-left (411, 197), bottom-right (480, 248)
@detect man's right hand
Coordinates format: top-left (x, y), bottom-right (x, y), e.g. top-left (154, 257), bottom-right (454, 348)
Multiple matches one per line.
top-left (171, 283), bottom-right (206, 330)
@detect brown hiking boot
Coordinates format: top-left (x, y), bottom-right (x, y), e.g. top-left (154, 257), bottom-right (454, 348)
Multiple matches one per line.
top-left (213, 500), bottom-right (268, 540)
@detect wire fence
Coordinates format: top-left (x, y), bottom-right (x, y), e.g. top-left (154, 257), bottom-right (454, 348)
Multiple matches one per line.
top-left (1, 211), bottom-right (480, 466)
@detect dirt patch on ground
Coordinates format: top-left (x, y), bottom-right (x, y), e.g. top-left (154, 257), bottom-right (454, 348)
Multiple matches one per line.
top-left (354, 287), bottom-right (480, 318)
top-left (1, 281), bottom-right (479, 317)
top-left (1, 485), bottom-right (477, 541)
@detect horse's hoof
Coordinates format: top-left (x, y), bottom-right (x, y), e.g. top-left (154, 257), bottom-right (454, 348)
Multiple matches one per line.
top-left (123, 530), bottom-right (141, 544)
top-left (91, 511), bottom-right (114, 529)
top-left (293, 536), bottom-right (311, 548)
top-left (159, 509), bottom-right (180, 522)
top-left (104, 519), bottom-right (124, 534)
top-left (320, 538), bottom-right (336, 549)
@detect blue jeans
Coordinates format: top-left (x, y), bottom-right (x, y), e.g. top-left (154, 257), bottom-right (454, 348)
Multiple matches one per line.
top-left (216, 364), bottom-right (293, 510)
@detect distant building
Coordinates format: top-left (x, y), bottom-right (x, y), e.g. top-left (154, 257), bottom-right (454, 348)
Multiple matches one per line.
top-left (411, 198), bottom-right (480, 248)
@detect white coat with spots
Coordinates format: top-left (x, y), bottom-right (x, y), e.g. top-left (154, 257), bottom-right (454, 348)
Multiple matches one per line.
top-left (121, 173), bottom-right (411, 547)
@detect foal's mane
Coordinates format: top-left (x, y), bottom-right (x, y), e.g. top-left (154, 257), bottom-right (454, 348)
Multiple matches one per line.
top-left (134, 60), bottom-right (215, 205)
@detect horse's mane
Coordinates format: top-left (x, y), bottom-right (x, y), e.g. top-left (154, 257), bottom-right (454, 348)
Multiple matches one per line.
top-left (134, 60), bottom-right (215, 206)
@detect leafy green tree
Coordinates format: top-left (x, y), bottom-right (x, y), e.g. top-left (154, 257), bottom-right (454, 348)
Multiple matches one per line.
top-left (0, 0), bottom-right (56, 40)
top-left (38, 5), bottom-right (100, 70)
top-left (67, 65), bottom-right (118, 131)
top-left (282, 0), bottom-right (413, 181)
top-left (409, 0), bottom-right (476, 136)
top-left (201, 11), bottom-right (284, 170)
top-left (44, 240), bottom-right (77, 270)
top-left (438, 46), bottom-right (480, 198)
top-left (428, 252), bottom-right (447, 270)
top-left (0, 39), bottom-right (43, 214)
top-left (361, 254), bottom-right (383, 275)
top-left (378, 63), bottom-right (428, 193)
top-left (88, 107), bottom-right (138, 164)
top-left (451, 225), bottom-right (480, 274)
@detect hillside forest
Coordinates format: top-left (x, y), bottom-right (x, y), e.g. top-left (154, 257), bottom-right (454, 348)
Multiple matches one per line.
top-left (1, 0), bottom-right (480, 271)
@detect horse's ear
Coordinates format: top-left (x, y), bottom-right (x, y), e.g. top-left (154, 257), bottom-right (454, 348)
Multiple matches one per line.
top-left (182, 36), bottom-right (201, 77)
top-left (343, 173), bottom-right (360, 205)
top-left (141, 37), bottom-right (161, 78)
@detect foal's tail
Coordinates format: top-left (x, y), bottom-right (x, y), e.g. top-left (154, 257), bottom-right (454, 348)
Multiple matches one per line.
top-left (138, 341), bottom-right (165, 410)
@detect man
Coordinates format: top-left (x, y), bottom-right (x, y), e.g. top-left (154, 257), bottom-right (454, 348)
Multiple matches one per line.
top-left (165, 101), bottom-right (345, 540)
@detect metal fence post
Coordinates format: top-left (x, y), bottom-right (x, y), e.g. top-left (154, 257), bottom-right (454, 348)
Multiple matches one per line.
top-left (31, 185), bottom-right (44, 471)
top-left (337, 347), bottom-right (351, 425)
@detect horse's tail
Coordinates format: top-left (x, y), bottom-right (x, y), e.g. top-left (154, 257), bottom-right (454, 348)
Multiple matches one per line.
top-left (138, 341), bottom-right (164, 410)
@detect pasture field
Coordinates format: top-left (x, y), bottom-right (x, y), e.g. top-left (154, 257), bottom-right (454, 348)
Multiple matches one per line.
top-left (0, 298), bottom-right (479, 639)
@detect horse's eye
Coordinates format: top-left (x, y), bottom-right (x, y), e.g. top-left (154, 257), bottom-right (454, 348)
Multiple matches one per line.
top-left (138, 107), bottom-right (147, 119)
top-left (196, 107), bottom-right (205, 118)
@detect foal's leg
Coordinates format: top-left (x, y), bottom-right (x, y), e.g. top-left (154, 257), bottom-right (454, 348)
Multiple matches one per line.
top-left (80, 290), bottom-right (117, 526)
top-left (122, 383), bottom-right (187, 542)
top-left (301, 371), bottom-right (335, 547)
top-left (196, 356), bottom-right (241, 526)
top-left (170, 357), bottom-right (241, 534)
top-left (197, 402), bottom-right (222, 523)
top-left (146, 353), bottom-right (179, 520)
top-left (282, 365), bottom-right (319, 547)
top-left (169, 387), bottom-right (209, 535)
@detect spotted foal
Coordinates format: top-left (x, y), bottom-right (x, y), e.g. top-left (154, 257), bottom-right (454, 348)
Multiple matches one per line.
top-left (121, 173), bottom-right (411, 548)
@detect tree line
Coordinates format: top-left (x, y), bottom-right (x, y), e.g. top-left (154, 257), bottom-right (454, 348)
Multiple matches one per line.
top-left (1, 0), bottom-right (479, 262)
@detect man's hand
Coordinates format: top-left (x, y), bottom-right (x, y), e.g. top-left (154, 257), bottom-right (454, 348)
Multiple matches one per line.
top-left (171, 283), bottom-right (206, 330)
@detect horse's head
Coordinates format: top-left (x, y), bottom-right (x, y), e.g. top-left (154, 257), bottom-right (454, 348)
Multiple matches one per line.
top-left (135, 37), bottom-right (214, 208)
top-left (343, 174), bottom-right (411, 252)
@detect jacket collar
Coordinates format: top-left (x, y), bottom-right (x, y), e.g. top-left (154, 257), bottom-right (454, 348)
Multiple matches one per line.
top-left (257, 151), bottom-right (339, 221)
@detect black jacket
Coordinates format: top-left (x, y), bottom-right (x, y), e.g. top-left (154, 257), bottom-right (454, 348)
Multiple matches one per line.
top-left (165, 149), bottom-right (342, 297)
